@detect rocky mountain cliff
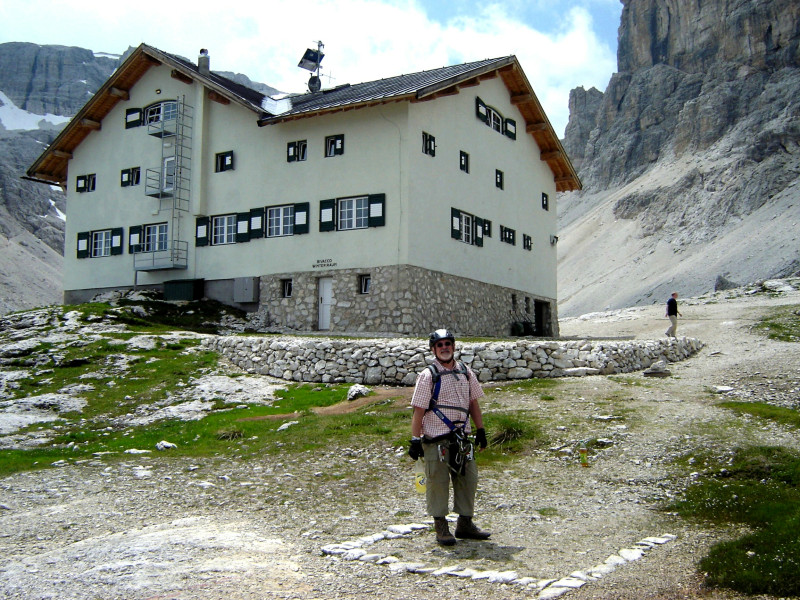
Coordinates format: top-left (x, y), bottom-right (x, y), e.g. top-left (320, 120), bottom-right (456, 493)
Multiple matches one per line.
top-left (558, 0), bottom-right (800, 317)
top-left (0, 43), bottom-right (119, 314)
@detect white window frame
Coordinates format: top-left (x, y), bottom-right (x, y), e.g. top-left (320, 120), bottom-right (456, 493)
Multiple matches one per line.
top-left (144, 100), bottom-right (177, 124)
top-left (296, 140), bottom-right (307, 161)
top-left (267, 205), bottom-right (295, 237)
top-left (338, 196), bottom-right (369, 230)
top-left (281, 279), bottom-right (293, 298)
top-left (143, 223), bottom-right (168, 252)
top-left (359, 274), bottom-right (371, 295)
top-left (211, 214), bottom-right (236, 245)
top-left (460, 213), bottom-right (473, 245)
top-left (162, 156), bottom-right (175, 193)
top-left (91, 230), bottom-right (112, 257)
top-left (488, 107), bottom-right (502, 133)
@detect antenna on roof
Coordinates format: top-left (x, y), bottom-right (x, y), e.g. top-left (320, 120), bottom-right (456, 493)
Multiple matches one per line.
top-left (298, 40), bottom-right (325, 93)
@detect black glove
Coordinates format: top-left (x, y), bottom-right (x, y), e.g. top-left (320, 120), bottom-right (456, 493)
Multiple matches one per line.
top-left (475, 428), bottom-right (487, 450)
top-left (408, 438), bottom-right (424, 460)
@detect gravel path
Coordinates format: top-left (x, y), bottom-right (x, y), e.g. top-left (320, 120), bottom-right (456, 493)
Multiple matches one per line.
top-left (0, 289), bottom-right (798, 600)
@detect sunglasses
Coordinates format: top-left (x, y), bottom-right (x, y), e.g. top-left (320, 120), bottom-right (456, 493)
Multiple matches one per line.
top-left (435, 341), bottom-right (453, 348)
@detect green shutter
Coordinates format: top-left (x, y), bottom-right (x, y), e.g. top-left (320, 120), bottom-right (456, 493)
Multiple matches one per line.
top-left (335, 134), bottom-right (345, 155)
top-left (125, 108), bottom-right (142, 129)
top-left (128, 225), bottom-right (142, 253)
top-left (249, 208), bottom-right (264, 239)
top-left (111, 228), bottom-right (124, 255)
top-left (236, 213), bottom-right (250, 243)
top-left (195, 216), bottom-right (210, 247)
top-left (504, 118), bottom-right (517, 140)
top-left (475, 97), bottom-right (489, 124)
top-left (474, 217), bottom-right (484, 247)
top-left (287, 141), bottom-right (297, 163)
top-left (319, 199), bottom-right (336, 232)
top-left (367, 194), bottom-right (385, 227)
top-left (293, 202), bottom-right (310, 234)
top-left (451, 208), bottom-right (462, 240)
top-left (77, 232), bottom-right (90, 259)
top-left (120, 168), bottom-right (131, 187)
top-left (75, 175), bottom-right (87, 193)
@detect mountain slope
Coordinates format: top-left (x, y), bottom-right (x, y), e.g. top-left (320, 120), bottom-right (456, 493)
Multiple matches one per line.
top-left (558, 0), bottom-right (800, 317)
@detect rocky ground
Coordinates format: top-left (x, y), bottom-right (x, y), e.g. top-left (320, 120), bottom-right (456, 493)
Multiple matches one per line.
top-left (0, 286), bottom-right (798, 600)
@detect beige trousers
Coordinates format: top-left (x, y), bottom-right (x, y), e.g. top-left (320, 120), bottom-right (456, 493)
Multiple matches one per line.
top-left (422, 440), bottom-right (478, 518)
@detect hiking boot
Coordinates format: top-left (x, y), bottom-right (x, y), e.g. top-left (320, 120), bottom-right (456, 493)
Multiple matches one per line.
top-left (455, 516), bottom-right (491, 540)
top-left (433, 517), bottom-right (456, 546)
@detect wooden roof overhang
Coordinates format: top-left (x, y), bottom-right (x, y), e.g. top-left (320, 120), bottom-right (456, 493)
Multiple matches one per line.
top-left (26, 44), bottom-right (269, 187)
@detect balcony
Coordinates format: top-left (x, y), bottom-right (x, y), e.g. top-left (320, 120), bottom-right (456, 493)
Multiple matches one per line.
top-left (133, 240), bottom-right (188, 271)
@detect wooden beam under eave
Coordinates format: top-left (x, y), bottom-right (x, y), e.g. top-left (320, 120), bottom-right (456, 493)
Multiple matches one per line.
top-left (541, 150), bottom-right (563, 161)
top-left (460, 79), bottom-right (480, 88)
top-left (53, 150), bottom-right (73, 159)
top-left (80, 118), bottom-right (101, 130)
top-left (109, 87), bottom-right (130, 100)
top-left (510, 93), bottom-right (532, 105)
top-left (171, 69), bottom-right (194, 85)
top-left (526, 122), bottom-right (547, 133)
top-left (208, 90), bottom-right (230, 105)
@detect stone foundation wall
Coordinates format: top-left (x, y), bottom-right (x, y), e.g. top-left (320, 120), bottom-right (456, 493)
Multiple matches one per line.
top-left (203, 335), bottom-right (704, 386)
top-left (257, 264), bottom-right (558, 338)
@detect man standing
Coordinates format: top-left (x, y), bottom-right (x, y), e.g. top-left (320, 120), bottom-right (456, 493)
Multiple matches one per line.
top-left (665, 292), bottom-right (682, 337)
top-left (408, 329), bottom-right (491, 546)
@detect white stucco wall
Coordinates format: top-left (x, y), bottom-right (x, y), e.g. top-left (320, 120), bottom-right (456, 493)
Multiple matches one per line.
top-left (405, 76), bottom-right (558, 299)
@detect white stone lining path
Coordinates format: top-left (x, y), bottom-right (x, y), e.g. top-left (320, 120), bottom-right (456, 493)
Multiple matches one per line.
top-left (321, 517), bottom-right (676, 599)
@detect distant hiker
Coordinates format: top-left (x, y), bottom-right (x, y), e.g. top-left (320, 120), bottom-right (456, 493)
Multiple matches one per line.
top-left (665, 292), bottom-right (682, 337)
top-left (408, 329), bottom-right (491, 546)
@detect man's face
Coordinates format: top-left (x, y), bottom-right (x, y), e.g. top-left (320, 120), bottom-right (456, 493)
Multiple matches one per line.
top-left (433, 339), bottom-right (455, 364)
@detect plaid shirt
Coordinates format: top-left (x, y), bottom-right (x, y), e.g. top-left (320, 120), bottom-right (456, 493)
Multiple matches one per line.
top-left (411, 359), bottom-right (484, 438)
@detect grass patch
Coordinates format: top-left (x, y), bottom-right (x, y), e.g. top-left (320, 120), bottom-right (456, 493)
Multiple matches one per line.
top-left (752, 304), bottom-right (800, 342)
top-left (719, 401), bottom-right (800, 429)
top-left (666, 446), bottom-right (800, 596)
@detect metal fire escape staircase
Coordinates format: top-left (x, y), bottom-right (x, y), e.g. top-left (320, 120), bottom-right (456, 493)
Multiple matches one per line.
top-left (136, 96), bottom-right (193, 271)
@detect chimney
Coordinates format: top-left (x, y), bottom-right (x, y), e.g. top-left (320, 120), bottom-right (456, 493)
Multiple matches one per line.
top-left (198, 49), bottom-right (210, 75)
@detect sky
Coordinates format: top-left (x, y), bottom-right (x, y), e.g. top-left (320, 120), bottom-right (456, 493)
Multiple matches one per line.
top-left (0, 0), bottom-right (621, 136)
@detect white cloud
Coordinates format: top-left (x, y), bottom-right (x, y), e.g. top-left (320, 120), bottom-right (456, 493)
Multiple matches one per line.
top-left (0, 0), bottom-right (616, 135)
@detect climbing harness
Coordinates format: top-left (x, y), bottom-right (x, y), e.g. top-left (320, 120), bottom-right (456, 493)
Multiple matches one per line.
top-left (427, 362), bottom-right (474, 475)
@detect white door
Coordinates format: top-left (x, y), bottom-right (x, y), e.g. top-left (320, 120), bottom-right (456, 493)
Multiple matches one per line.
top-left (318, 277), bottom-right (333, 330)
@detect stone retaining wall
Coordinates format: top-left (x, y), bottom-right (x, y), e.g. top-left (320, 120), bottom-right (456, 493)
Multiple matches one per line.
top-left (202, 335), bottom-right (704, 385)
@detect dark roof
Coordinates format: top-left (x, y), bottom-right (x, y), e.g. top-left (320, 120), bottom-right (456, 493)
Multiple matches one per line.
top-left (27, 44), bottom-right (581, 192)
top-left (260, 57), bottom-right (513, 121)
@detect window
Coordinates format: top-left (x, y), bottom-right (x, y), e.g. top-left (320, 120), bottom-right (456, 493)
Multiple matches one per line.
top-left (325, 134), bottom-right (344, 157)
top-left (338, 196), bottom-right (369, 230)
top-left (525, 297), bottom-right (531, 313)
top-left (359, 274), bottom-right (371, 295)
top-left (319, 194), bottom-right (385, 232)
top-left (281, 279), bottom-right (293, 298)
top-left (523, 234), bottom-right (532, 251)
top-left (143, 223), bottom-right (168, 252)
top-left (422, 132), bottom-right (436, 157)
top-left (459, 151), bottom-right (469, 173)
top-left (120, 167), bottom-right (141, 187)
top-left (75, 173), bottom-right (96, 193)
top-left (162, 157), bottom-right (175, 193)
top-left (475, 97), bottom-right (516, 140)
top-left (450, 208), bottom-right (484, 247)
top-left (144, 100), bottom-right (177, 124)
top-left (212, 214), bottom-right (236, 245)
top-left (542, 192), bottom-right (549, 211)
top-left (215, 151), bottom-right (234, 172)
top-left (500, 225), bottom-right (516, 245)
top-left (489, 107), bottom-right (502, 133)
top-left (91, 230), bottom-right (112, 257)
top-left (287, 140), bottom-right (308, 162)
top-left (496, 169), bottom-right (504, 190)
top-left (512, 294), bottom-right (518, 311)
top-left (483, 219), bottom-right (492, 238)
top-left (267, 205), bottom-right (295, 237)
